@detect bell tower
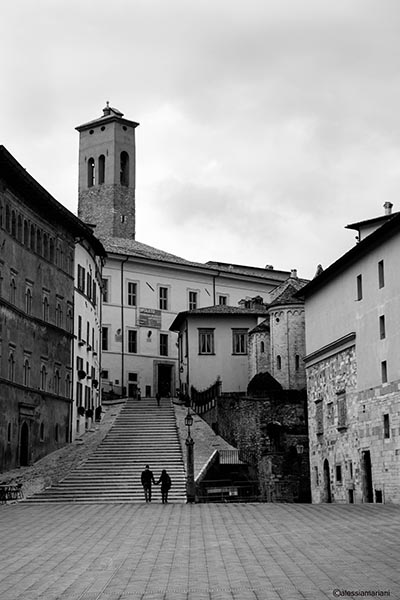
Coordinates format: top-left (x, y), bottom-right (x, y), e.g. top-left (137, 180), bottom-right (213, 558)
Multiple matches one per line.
top-left (76, 103), bottom-right (139, 240)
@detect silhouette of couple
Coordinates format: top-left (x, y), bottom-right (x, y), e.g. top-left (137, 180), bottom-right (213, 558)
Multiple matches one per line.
top-left (141, 465), bottom-right (171, 503)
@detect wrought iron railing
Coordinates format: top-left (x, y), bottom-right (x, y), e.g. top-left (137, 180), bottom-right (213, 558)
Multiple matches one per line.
top-left (190, 378), bottom-right (222, 414)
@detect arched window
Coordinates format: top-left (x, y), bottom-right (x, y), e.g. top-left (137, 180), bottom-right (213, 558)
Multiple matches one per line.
top-left (98, 155), bottom-right (105, 184)
top-left (25, 287), bottom-right (32, 315)
top-left (260, 341), bottom-right (265, 353)
top-left (120, 152), bottom-right (129, 186)
top-left (56, 302), bottom-right (63, 327)
top-left (277, 355), bottom-right (282, 370)
top-left (23, 358), bottom-right (31, 386)
top-left (42, 296), bottom-right (49, 321)
top-left (30, 225), bottom-right (35, 251)
top-left (43, 234), bottom-right (49, 259)
top-left (8, 352), bottom-right (15, 381)
top-left (65, 373), bottom-right (71, 398)
top-left (5, 205), bottom-right (10, 232)
top-left (23, 220), bottom-right (29, 245)
top-left (7, 422), bottom-right (11, 442)
top-left (88, 157), bottom-right (95, 187)
top-left (40, 364), bottom-right (47, 390)
top-left (36, 229), bottom-right (42, 255)
top-left (54, 369), bottom-right (61, 395)
top-left (10, 278), bottom-right (16, 304)
top-left (49, 238), bottom-right (55, 262)
top-left (66, 308), bottom-right (73, 333)
top-left (11, 211), bottom-right (16, 237)
top-left (17, 215), bottom-right (23, 241)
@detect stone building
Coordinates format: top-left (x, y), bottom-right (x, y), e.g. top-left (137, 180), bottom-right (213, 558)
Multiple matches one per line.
top-left (300, 204), bottom-right (400, 504)
top-left (0, 146), bottom-right (104, 471)
top-left (76, 105), bottom-right (295, 399)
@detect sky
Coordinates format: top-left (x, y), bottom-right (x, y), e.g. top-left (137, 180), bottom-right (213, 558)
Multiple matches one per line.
top-left (2, 0), bottom-right (400, 279)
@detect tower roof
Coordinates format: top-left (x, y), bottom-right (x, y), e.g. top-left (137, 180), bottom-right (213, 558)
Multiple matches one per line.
top-left (75, 103), bottom-right (139, 132)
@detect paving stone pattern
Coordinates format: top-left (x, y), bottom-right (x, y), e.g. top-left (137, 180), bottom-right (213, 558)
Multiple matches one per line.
top-left (1, 502), bottom-right (399, 600)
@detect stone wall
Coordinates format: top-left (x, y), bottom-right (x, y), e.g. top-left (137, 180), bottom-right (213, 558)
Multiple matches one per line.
top-left (306, 345), bottom-right (400, 504)
top-left (201, 392), bottom-right (310, 502)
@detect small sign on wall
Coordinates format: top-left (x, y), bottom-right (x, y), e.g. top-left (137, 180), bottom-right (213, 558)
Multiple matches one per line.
top-left (137, 308), bottom-right (162, 328)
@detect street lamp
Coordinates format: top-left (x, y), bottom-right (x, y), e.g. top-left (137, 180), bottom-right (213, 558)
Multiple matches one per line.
top-left (185, 407), bottom-right (195, 502)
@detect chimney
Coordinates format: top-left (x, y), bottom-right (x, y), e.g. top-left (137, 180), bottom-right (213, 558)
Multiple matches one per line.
top-left (290, 269), bottom-right (298, 279)
top-left (384, 202), bottom-right (393, 216)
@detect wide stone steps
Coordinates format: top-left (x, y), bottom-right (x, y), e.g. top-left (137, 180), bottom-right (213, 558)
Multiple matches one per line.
top-left (24, 398), bottom-right (187, 503)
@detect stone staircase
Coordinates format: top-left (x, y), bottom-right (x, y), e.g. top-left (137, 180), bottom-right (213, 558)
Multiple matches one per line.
top-left (24, 398), bottom-right (187, 503)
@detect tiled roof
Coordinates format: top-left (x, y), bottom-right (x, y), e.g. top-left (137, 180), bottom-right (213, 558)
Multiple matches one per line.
top-left (170, 304), bottom-right (268, 331)
top-left (268, 277), bottom-right (308, 307)
top-left (249, 319), bottom-right (270, 334)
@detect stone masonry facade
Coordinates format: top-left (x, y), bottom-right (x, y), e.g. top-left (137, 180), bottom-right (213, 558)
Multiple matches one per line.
top-left (307, 345), bottom-right (400, 504)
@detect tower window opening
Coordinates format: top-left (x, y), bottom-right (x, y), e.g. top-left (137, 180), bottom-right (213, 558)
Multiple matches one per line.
top-left (120, 152), bottom-right (129, 186)
top-left (98, 155), bottom-right (105, 185)
top-left (87, 157), bottom-right (95, 187)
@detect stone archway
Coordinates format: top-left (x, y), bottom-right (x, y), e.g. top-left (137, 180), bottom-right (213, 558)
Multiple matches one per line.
top-left (323, 459), bottom-right (332, 503)
top-left (20, 421), bottom-right (29, 466)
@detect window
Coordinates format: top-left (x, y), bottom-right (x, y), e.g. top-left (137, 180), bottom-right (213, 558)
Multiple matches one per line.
top-left (102, 278), bottom-right (109, 303)
top-left (101, 370), bottom-right (109, 380)
top-left (23, 220), bottom-right (29, 245)
top-left (160, 333), bottom-right (168, 356)
top-left (120, 152), bottom-right (129, 186)
top-left (10, 278), bottom-right (16, 304)
top-left (36, 229), bottom-right (42, 255)
top-left (378, 260), bottom-right (385, 289)
top-left (77, 265), bottom-right (85, 293)
top-left (23, 359), bottom-right (30, 386)
top-left (232, 329), bottom-right (248, 354)
top-left (199, 329), bottom-right (214, 355)
top-left (159, 286), bottom-right (168, 310)
top-left (381, 360), bottom-right (388, 384)
top-left (11, 211), bottom-right (16, 237)
top-left (66, 308), bottom-right (73, 334)
top-left (88, 157), bottom-right (95, 187)
top-left (92, 281), bottom-right (97, 306)
top-left (65, 373), bottom-right (71, 398)
top-left (17, 215), bottom-right (22, 241)
top-left (218, 295), bottom-right (227, 305)
top-left (356, 274), bottom-right (363, 300)
top-left (337, 393), bottom-right (347, 429)
top-left (260, 341), bottom-right (265, 353)
top-left (128, 330), bottom-right (137, 353)
top-left (40, 364), bottom-right (47, 390)
top-left (102, 327), bottom-right (109, 351)
top-left (8, 352), bottom-right (15, 381)
top-left (98, 155), bottom-right (105, 184)
top-left (379, 315), bottom-right (386, 340)
top-left (78, 316), bottom-right (82, 340)
top-left (86, 272), bottom-right (92, 300)
top-left (276, 355), bottom-right (282, 370)
top-left (30, 224), bottom-right (35, 251)
top-left (188, 291), bottom-right (198, 310)
top-left (127, 282), bottom-right (137, 306)
top-left (295, 354), bottom-right (300, 370)
top-left (336, 465), bottom-right (342, 483)
top-left (86, 322), bottom-right (90, 346)
top-left (56, 303), bottom-right (63, 327)
top-left (40, 422), bottom-right (44, 442)
top-left (42, 296), bottom-right (49, 321)
top-left (315, 399), bottom-right (323, 435)
top-left (383, 413), bottom-right (390, 439)
top-left (54, 369), bottom-right (61, 395)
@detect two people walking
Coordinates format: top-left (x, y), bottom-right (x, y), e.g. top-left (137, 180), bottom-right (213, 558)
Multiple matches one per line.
top-left (141, 465), bottom-right (171, 503)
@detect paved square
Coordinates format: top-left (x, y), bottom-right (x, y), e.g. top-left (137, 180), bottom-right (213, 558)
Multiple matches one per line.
top-left (0, 502), bottom-right (399, 600)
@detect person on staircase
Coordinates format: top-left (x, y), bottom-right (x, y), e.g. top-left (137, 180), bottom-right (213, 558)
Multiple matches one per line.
top-left (156, 469), bottom-right (172, 504)
top-left (156, 392), bottom-right (161, 407)
top-left (141, 465), bottom-right (156, 502)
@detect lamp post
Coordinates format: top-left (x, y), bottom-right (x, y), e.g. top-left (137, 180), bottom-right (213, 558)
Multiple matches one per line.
top-left (185, 407), bottom-right (195, 503)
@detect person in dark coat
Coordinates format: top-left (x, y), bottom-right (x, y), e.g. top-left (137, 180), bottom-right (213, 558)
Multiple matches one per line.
top-left (141, 465), bottom-right (155, 502)
top-left (156, 392), bottom-right (161, 407)
top-left (156, 469), bottom-right (172, 504)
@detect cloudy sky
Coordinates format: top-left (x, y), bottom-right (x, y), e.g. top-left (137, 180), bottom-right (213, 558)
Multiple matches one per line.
top-left (2, 0), bottom-right (400, 278)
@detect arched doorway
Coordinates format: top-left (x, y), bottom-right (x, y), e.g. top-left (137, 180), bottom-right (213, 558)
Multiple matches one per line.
top-left (362, 450), bottom-right (373, 503)
top-left (20, 422), bottom-right (29, 466)
top-left (323, 459), bottom-right (332, 503)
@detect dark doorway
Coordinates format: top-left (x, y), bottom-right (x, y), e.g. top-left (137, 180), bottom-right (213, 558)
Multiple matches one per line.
top-left (323, 459), bottom-right (332, 503)
top-left (362, 450), bottom-right (374, 503)
top-left (158, 364), bottom-right (173, 397)
top-left (20, 422), bottom-right (29, 466)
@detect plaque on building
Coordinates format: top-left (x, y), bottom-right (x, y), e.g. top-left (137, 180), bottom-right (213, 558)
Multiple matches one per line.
top-left (137, 308), bottom-right (162, 328)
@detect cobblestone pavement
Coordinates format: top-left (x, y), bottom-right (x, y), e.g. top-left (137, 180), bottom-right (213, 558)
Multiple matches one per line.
top-left (1, 502), bottom-right (399, 600)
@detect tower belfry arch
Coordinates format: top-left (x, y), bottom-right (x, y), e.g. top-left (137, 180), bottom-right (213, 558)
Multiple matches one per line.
top-left (76, 104), bottom-right (139, 240)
